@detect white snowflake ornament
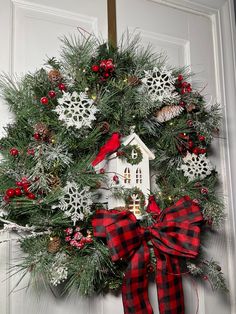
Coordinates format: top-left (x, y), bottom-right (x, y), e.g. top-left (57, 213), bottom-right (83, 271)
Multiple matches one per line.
top-left (54, 91), bottom-right (98, 129)
top-left (142, 67), bottom-right (179, 102)
top-left (180, 152), bottom-right (213, 181)
top-left (53, 181), bottom-right (93, 225)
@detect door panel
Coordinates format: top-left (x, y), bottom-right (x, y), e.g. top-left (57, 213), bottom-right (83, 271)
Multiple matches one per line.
top-left (0, 0), bottom-right (232, 313)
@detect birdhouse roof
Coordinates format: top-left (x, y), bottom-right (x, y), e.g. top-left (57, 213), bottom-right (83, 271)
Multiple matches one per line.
top-left (122, 132), bottom-right (155, 160)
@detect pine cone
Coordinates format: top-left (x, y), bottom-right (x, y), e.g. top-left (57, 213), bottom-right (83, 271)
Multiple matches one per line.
top-left (48, 69), bottom-right (61, 83)
top-left (47, 236), bottom-right (61, 253)
top-left (186, 103), bottom-right (196, 113)
top-left (154, 105), bottom-right (184, 123)
top-left (34, 122), bottom-right (49, 136)
top-left (47, 174), bottom-right (61, 189)
top-left (98, 121), bottom-right (110, 134)
top-left (127, 76), bottom-right (142, 87)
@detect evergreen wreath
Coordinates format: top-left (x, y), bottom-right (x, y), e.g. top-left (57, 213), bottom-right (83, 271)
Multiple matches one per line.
top-left (0, 33), bottom-right (227, 312)
top-left (118, 144), bottom-right (143, 165)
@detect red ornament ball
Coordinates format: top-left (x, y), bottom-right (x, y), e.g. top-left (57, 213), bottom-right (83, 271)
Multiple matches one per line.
top-left (58, 83), bottom-right (66, 91)
top-left (10, 148), bottom-right (19, 156)
top-left (6, 188), bottom-right (16, 198)
top-left (91, 65), bottom-right (100, 72)
top-left (34, 133), bottom-right (41, 141)
top-left (48, 90), bottom-right (56, 98)
top-left (40, 97), bottom-right (49, 105)
top-left (15, 188), bottom-right (22, 196)
top-left (27, 193), bottom-right (36, 200)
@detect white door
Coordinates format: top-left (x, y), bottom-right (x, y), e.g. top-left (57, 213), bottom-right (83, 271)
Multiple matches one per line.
top-left (0, 0), bottom-right (236, 314)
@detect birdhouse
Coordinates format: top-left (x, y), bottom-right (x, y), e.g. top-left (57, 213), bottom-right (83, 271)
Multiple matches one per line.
top-left (96, 132), bottom-right (155, 217)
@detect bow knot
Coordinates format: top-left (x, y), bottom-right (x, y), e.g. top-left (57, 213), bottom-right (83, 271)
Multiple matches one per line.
top-left (92, 196), bottom-right (203, 314)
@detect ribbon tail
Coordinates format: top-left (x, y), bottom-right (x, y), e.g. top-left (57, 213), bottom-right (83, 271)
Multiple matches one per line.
top-left (156, 253), bottom-right (185, 314)
top-left (122, 243), bottom-right (153, 314)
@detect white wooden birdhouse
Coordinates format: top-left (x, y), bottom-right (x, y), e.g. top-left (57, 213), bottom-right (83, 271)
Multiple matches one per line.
top-left (96, 132), bottom-right (155, 217)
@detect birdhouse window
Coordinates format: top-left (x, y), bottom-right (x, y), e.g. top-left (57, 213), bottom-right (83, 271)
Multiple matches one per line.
top-left (128, 194), bottom-right (140, 216)
top-left (124, 167), bottom-right (131, 184)
top-left (136, 168), bottom-right (142, 184)
top-left (131, 149), bottom-right (138, 159)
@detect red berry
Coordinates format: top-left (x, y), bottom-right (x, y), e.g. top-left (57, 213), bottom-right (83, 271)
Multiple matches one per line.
top-left (187, 87), bottom-right (192, 93)
top-left (198, 135), bottom-right (206, 142)
top-left (192, 147), bottom-right (199, 155)
top-left (113, 175), bottom-right (119, 183)
top-left (99, 168), bottom-right (105, 174)
top-left (179, 101), bottom-right (186, 107)
top-left (91, 65), bottom-right (100, 72)
top-left (192, 199), bottom-right (200, 205)
top-left (199, 148), bottom-right (207, 154)
top-left (16, 181), bottom-right (23, 187)
top-left (58, 83), bottom-right (66, 91)
top-left (48, 90), bottom-right (56, 98)
top-left (15, 188), bottom-right (22, 196)
top-left (188, 140), bottom-right (194, 149)
top-left (187, 120), bottom-right (193, 127)
top-left (40, 97), bottom-right (49, 105)
top-left (201, 187), bottom-right (209, 195)
top-left (181, 88), bottom-right (186, 94)
top-left (103, 72), bottom-right (110, 78)
top-left (4, 195), bottom-right (10, 202)
top-left (34, 133), bottom-right (41, 141)
top-left (10, 148), bottom-right (19, 156)
top-left (27, 193), bottom-right (36, 200)
top-left (182, 81), bottom-right (188, 88)
top-left (27, 149), bottom-right (35, 156)
top-left (203, 275), bottom-right (208, 281)
top-left (178, 74), bottom-right (183, 81)
top-left (6, 188), bottom-right (15, 198)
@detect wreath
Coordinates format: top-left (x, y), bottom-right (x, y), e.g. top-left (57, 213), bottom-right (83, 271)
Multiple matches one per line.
top-left (117, 144), bottom-right (143, 165)
top-left (0, 34), bottom-right (227, 313)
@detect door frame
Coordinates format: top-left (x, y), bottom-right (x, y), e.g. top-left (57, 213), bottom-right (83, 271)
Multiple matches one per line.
top-left (150, 0), bottom-right (236, 313)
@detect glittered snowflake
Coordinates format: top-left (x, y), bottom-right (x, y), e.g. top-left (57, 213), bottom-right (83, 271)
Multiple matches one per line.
top-left (142, 67), bottom-right (179, 102)
top-left (180, 152), bottom-right (213, 181)
top-left (53, 181), bottom-right (93, 225)
top-left (54, 91), bottom-right (98, 129)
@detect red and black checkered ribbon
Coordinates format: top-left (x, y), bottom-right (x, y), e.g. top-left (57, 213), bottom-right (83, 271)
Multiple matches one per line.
top-left (92, 196), bottom-right (203, 314)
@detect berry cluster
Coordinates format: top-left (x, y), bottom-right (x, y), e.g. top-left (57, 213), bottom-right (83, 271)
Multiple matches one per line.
top-left (64, 226), bottom-right (93, 249)
top-left (176, 74), bottom-right (192, 95)
top-left (40, 83), bottom-right (66, 107)
top-left (91, 59), bottom-right (115, 81)
top-left (4, 177), bottom-right (36, 202)
top-left (177, 132), bottom-right (206, 156)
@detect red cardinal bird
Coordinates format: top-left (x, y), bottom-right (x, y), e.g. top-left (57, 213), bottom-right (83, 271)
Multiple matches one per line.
top-left (92, 132), bottom-right (121, 167)
top-left (146, 195), bottom-right (161, 216)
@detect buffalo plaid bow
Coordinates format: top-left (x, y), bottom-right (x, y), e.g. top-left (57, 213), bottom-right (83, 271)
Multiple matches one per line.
top-left (92, 196), bottom-right (203, 314)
